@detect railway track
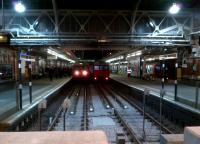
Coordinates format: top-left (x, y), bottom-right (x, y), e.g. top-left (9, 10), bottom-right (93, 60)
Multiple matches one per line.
top-left (108, 83), bottom-right (180, 133)
top-left (82, 85), bottom-right (89, 130)
top-left (92, 84), bottom-right (132, 143)
top-left (48, 81), bottom-right (178, 144)
top-left (100, 83), bottom-right (174, 143)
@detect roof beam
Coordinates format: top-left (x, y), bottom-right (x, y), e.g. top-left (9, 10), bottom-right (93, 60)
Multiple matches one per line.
top-left (52, 0), bottom-right (59, 33)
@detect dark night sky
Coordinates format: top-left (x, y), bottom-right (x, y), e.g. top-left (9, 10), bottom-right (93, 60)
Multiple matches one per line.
top-left (4, 0), bottom-right (200, 10)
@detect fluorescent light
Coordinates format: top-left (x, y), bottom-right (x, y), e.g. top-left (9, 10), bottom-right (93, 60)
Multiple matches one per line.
top-left (47, 49), bottom-right (75, 63)
top-left (146, 58), bottom-right (155, 61)
top-left (145, 53), bottom-right (177, 61)
top-left (20, 57), bottom-right (35, 62)
top-left (106, 55), bottom-right (124, 63)
top-left (126, 50), bottom-right (142, 59)
top-left (15, 2), bottom-right (26, 13)
top-left (169, 3), bottom-right (180, 14)
top-left (149, 21), bottom-right (154, 27)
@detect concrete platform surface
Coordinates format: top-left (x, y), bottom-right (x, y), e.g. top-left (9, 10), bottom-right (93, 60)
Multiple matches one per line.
top-left (0, 78), bottom-right (71, 120)
top-left (110, 74), bottom-right (200, 115)
top-left (184, 127), bottom-right (200, 144)
top-left (161, 134), bottom-right (183, 144)
top-left (0, 131), bottom-right (108, 144)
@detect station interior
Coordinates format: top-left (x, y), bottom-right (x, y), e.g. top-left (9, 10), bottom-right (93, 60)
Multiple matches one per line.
top-left (0, 0), bottom-right (200, 144)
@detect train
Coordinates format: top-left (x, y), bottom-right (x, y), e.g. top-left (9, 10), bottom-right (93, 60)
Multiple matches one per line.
top-left (93, 62), bottom-right (109, 81)
top-left (71, 62), bottom-right (110, 81)
top-left (71, 64), bottom-right (91, 79)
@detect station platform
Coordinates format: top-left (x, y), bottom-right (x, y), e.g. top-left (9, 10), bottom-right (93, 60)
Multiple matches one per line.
top-left (110, 74), bottom-right (200, 114)
top-left (0, 77), bottom-right (71, 130)
top-left (0, 131), bottom-right (108, 144)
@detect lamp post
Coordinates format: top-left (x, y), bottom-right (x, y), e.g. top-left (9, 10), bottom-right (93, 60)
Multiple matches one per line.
top-left (168, 2), bottom-right (181, 100)
top-left (15, 1), bottom-right (26, 109)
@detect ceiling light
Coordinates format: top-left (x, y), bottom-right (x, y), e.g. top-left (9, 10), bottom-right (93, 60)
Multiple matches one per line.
top-left (14, 2), bottom-right (26, 13)
top-left (149, 21), bottom-right (154, 27)
top-left (47, 49), bottom-right (75, 63)
top-left (169, 3), bottom-right (180, 14)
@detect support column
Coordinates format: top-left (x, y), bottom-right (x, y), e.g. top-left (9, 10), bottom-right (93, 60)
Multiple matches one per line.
top-left (162, 62), bottom-right (165, 89)
top-left (52, 0), bottom-right (59, 33)
top-left (18, 48), bottom-right (22, 110)
top-left (160, 89), bottom-right (165, 136)
top-left (174, 62), bottom-right (178, 101)
top-left (1, 0), bottom-right (4, 30)
top-left (28, 48), bottom-right (32, 104)
top-left (140, 57), bottom-right (143, 80)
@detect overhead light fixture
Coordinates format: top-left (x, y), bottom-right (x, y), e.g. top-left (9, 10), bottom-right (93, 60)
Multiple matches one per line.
top-left (126, 50), bottom-right (142, 59)
top-left (14, 1), bottom-right (26, 13)
top-left (47, 49), bottom-right (75, 63)
top-left (169, 3), bottom-right (180, 14)
top-left (106, 55), bottom-right (124, 63)
top-left (149, 21), bottom-right (154, 27)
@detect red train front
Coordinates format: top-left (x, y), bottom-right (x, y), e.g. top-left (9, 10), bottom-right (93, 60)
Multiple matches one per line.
top-left (93, 63), bottom-right (109, 81)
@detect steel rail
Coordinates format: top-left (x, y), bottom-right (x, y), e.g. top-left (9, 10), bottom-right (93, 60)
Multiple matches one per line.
top-left (82, 86), bottom-right (89, 130)
top-left (97, 85), bottom-right (141, 144)
top-left (94, 84), bottom-right (110, 109)
top-left (69, 86), bottom-right (81, 114)
top-left (109, 85), bottom-right (174, 134)
top-left (102, 85), bottom-right (127, 109)
top-left (47, 87), bottom-right (75, 131)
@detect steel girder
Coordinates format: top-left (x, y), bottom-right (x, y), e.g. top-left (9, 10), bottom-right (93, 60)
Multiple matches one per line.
top-left (0, 9), bottom-right (193, 46)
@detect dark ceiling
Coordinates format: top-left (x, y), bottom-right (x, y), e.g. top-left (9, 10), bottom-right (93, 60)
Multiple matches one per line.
top-left (4, 0), bottom-right (200, 10)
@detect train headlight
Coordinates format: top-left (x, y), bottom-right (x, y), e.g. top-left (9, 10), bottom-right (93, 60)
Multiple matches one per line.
top-left (74, 70), bottom-right (80, 76)
top-left (82, 70), bottom-right (88, 76)
top-left (105, 77), bottom-right (109, 80)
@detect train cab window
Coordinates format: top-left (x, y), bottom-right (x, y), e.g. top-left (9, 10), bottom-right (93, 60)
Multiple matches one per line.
top-left (94, 65), bottom-right (109, 70)
top-left (94, 66), bottom-right (99, 70)
top-left (103, 66), bottom-right (109, 70)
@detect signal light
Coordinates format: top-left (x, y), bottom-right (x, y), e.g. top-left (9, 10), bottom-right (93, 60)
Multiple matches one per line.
top-left (94, 77), bottom-right (97, 80)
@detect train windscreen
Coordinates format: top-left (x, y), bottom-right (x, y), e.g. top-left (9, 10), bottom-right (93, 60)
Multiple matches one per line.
top-left (94, 65), bottom-right (109, 70)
